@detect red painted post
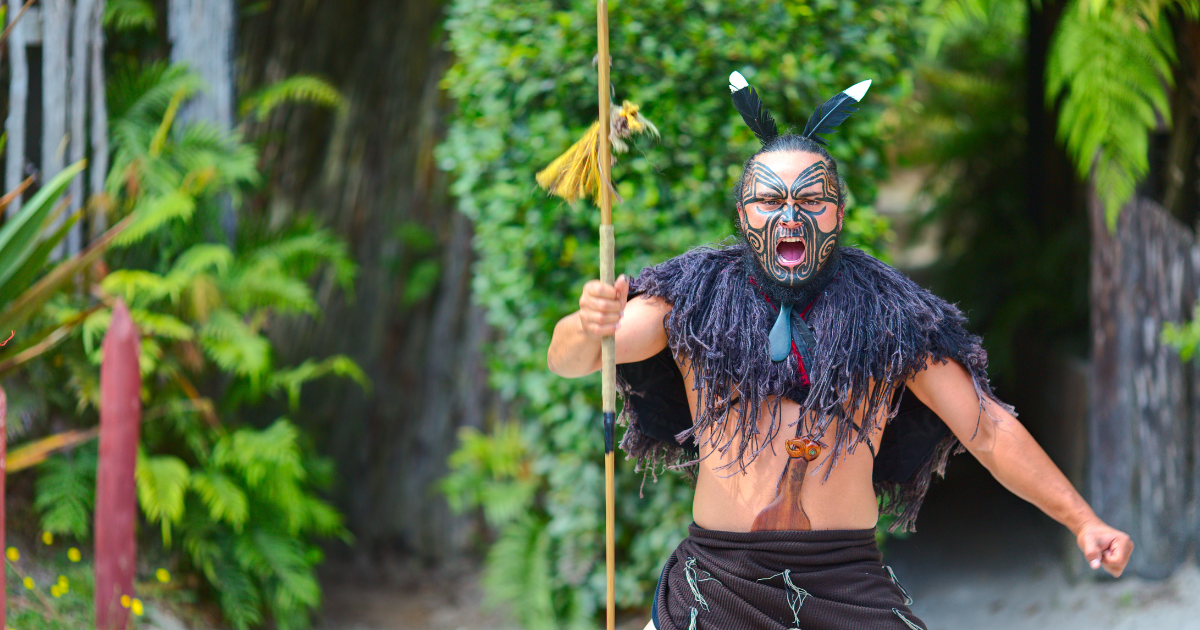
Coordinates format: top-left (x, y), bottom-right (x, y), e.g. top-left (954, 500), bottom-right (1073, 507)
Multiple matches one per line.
top-left (94, 300), bottom-right (141, 630)
top-left (0, 385), bottom-right (7, 629)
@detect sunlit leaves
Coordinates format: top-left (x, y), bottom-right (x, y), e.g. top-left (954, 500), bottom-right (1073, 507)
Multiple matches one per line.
top-left (1046, 0), bottom-right (1179, 226)
top-left (136, 451), bottom-right (191, 545)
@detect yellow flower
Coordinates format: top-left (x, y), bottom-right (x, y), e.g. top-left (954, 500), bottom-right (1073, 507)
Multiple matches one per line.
top-left (57, 575), bottom-right (68, 588)
top-left (131, 598), bottom-right (144, 616)
top-left (22, 577), bottom-right (33, 590)
top-left (5, 547), bottom-right (18, 562)
top-left (67, 547), bottom-right (81, 562)
top-left (50, 585), bottom-right (61, 598)
top-left (41, 532), bottom-right (52, 545)
top-left (156, 568), bottom-right (170, 583)
top-left (120, 595), bottom-right (131, 608)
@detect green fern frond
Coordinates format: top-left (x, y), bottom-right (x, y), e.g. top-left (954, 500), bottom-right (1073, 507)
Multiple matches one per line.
top-left (483, 516), bottom-right (556, 630)
top-left (199, 309), bottom-right (272, 382)
top-left (268, 355), bottom-right (371, 409)
top-left (208, 546), bottom-right (265, 630)
top-left (101, 269), bottom-right (186, 305)
top-left (252, 231), bottom-right (358, 293)
top-left (171, 243), bottom-right (236, 276)
top-left (1047, 0), bottom-right (1176, 226)
top-left (212, 419), bottom-right (305, 488)
top-left (223, 259), bottom-right (318, 316)
top-left (239, 75), bottom-right (344, 120)
top-left (103, 0), bottom-right (156, 32)
top-left (174, 123), bottom-right (262, 189)
top-left (108, 62), bottom-right (203, 129)
top-left (136, 451), bottom-right (191, 545)
top-left (35, 450), bottom-right (97, 539)
top-left (131, 309), bottom-right (195, 341)
top-left (191, 471), bottom-right (250, 531)
top-left (114, 191), bottom-right (198, 246)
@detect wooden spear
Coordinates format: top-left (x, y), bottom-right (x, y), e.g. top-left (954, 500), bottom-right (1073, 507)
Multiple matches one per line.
top-left (596, 2), bottom-right (617, 629)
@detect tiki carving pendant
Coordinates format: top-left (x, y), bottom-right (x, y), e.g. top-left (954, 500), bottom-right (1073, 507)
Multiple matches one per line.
top-left (750, 437), bottom-right (821, 532)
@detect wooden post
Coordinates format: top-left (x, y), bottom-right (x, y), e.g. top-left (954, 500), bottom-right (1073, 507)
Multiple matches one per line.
top-left (0, 385), bottom-right (7, 628)
top-left (94, 300), bottom-right (141, 630)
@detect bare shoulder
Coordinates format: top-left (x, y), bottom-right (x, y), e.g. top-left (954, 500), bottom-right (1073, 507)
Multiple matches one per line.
top-left (616, 295), bottom-right (671, 364)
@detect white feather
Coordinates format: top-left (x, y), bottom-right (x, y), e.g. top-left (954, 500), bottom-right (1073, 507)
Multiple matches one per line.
top-left (842, 79), bottom-right (872, 102)
top-left (729, 71), bottom-right (749, 93)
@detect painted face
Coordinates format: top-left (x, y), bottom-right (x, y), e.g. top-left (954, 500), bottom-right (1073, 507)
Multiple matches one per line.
top-left (737, 151), bottom-right (843, 287)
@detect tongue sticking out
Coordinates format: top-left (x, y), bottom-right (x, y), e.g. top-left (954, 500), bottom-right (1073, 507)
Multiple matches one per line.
top-left (777, 240), bottom-right (805, 266)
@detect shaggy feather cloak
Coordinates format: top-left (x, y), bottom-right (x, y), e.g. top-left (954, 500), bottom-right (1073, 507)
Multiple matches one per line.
top-left (616, 244), bottom-right (1013, 532)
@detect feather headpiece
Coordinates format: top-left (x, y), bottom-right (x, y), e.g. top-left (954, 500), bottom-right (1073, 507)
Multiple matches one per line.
top-left (729, 71), bottom-right (778, 143)
top-left (729, 72), bottom-right (871, 146)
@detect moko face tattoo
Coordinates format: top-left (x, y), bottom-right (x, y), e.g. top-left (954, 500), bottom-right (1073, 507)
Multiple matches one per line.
top-left (738, 152), bottom-right (843, 288)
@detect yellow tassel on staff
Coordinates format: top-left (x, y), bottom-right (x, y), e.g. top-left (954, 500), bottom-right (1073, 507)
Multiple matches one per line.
top-left (536, 101), bottom-right (659, 203)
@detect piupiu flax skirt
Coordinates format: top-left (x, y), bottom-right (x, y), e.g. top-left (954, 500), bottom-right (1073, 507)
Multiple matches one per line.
top-left (653, 524), bottom-right (925, 630)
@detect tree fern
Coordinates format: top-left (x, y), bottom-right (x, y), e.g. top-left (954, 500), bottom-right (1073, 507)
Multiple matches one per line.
top-left (1046, 0), bottom-right (1183, 225)
top-left (239, 75), bottom-right (344, 121)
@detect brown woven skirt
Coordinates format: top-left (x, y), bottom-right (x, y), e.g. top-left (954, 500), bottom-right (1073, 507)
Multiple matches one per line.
top-left (653, 524), bottom-right (926, 630)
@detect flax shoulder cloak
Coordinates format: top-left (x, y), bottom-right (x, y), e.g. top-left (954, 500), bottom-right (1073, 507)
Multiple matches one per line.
top-left (615, 243), bottom-right (1012, 532)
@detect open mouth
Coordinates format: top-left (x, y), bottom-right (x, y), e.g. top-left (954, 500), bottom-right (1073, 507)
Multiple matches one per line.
top-left (776, 237), bottom-right (805, 267)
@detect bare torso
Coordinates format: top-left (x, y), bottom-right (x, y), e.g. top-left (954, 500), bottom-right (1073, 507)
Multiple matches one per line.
top-left (682, 362), bottom-right (888, 532)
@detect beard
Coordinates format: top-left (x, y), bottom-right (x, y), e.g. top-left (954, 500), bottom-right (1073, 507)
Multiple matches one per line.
top-left (737, 228), bottom-right (842, 307)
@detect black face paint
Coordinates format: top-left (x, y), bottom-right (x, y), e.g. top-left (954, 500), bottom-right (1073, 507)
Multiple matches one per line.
top-left (739, 159), bottom-right (841, 291)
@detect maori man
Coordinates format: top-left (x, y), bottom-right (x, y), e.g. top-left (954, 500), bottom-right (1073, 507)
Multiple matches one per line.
top-left (547, 73), bottom-right (1132, 629)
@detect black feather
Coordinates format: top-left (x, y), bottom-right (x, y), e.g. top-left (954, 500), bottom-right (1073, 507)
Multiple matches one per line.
top-left (730, 86), bottom-right (778, 144)
top-left (802, 91), bottom-right (859, 146)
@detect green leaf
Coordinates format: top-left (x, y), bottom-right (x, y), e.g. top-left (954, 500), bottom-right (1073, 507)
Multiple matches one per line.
top-left (113, 190), bottom-right (197, 246)
top-left (136, 451), bottom-right (191, 545)
top-left (0, 162), bottom-right (86, 294)
top-left (1046, 1), bottom-right (1175, 224)
top-left (103, 0), bottom-right (156, 32)
top-left (191, 471), bottom-right (250, 530)
top-left (239, 75), bottom-right (344, 120)
top-left (35, 450), bottom-right (97, 539)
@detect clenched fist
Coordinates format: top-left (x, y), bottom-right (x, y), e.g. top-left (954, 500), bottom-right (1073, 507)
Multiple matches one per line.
top-left (577, 275), bottom-right (630, 339)
top-left (1076, 520), bottom-right (1134, 577)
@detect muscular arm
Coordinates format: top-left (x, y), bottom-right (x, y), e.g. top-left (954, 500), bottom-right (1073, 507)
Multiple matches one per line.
top-left (907, 359), bottom-right (1133, 577)
top-left (547, 275), bottom-right (671, 378)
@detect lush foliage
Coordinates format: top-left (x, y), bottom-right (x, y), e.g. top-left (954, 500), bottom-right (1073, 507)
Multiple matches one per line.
top-left (438, 0), bottom-right (923, 626)
top-left (1047, 0), bottom-right (1198, 226)
top-left (25, 61), bottom-right (359, 630)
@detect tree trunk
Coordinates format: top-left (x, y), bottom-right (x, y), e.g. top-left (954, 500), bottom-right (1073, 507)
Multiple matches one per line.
top-left (5, 0), bottom-right (28, 217)
top-left (168, 0), bottom-right (236, 241)
top-left (1088, 194), bottom-right (1198, 579)
top-left (168, 0), bottom-right (234, 131)
top-left (239, 0), bottom-right (489, 564)
top-left (88, 0), bottom-right (107, 237)
top-left (42, 0), bottom-right (69, 258)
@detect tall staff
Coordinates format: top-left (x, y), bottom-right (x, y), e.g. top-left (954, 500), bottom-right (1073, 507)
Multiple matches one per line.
top-left (595, 5), bottom-right (618, 629)
top-left (535, 4), bottom-right (657, 627)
